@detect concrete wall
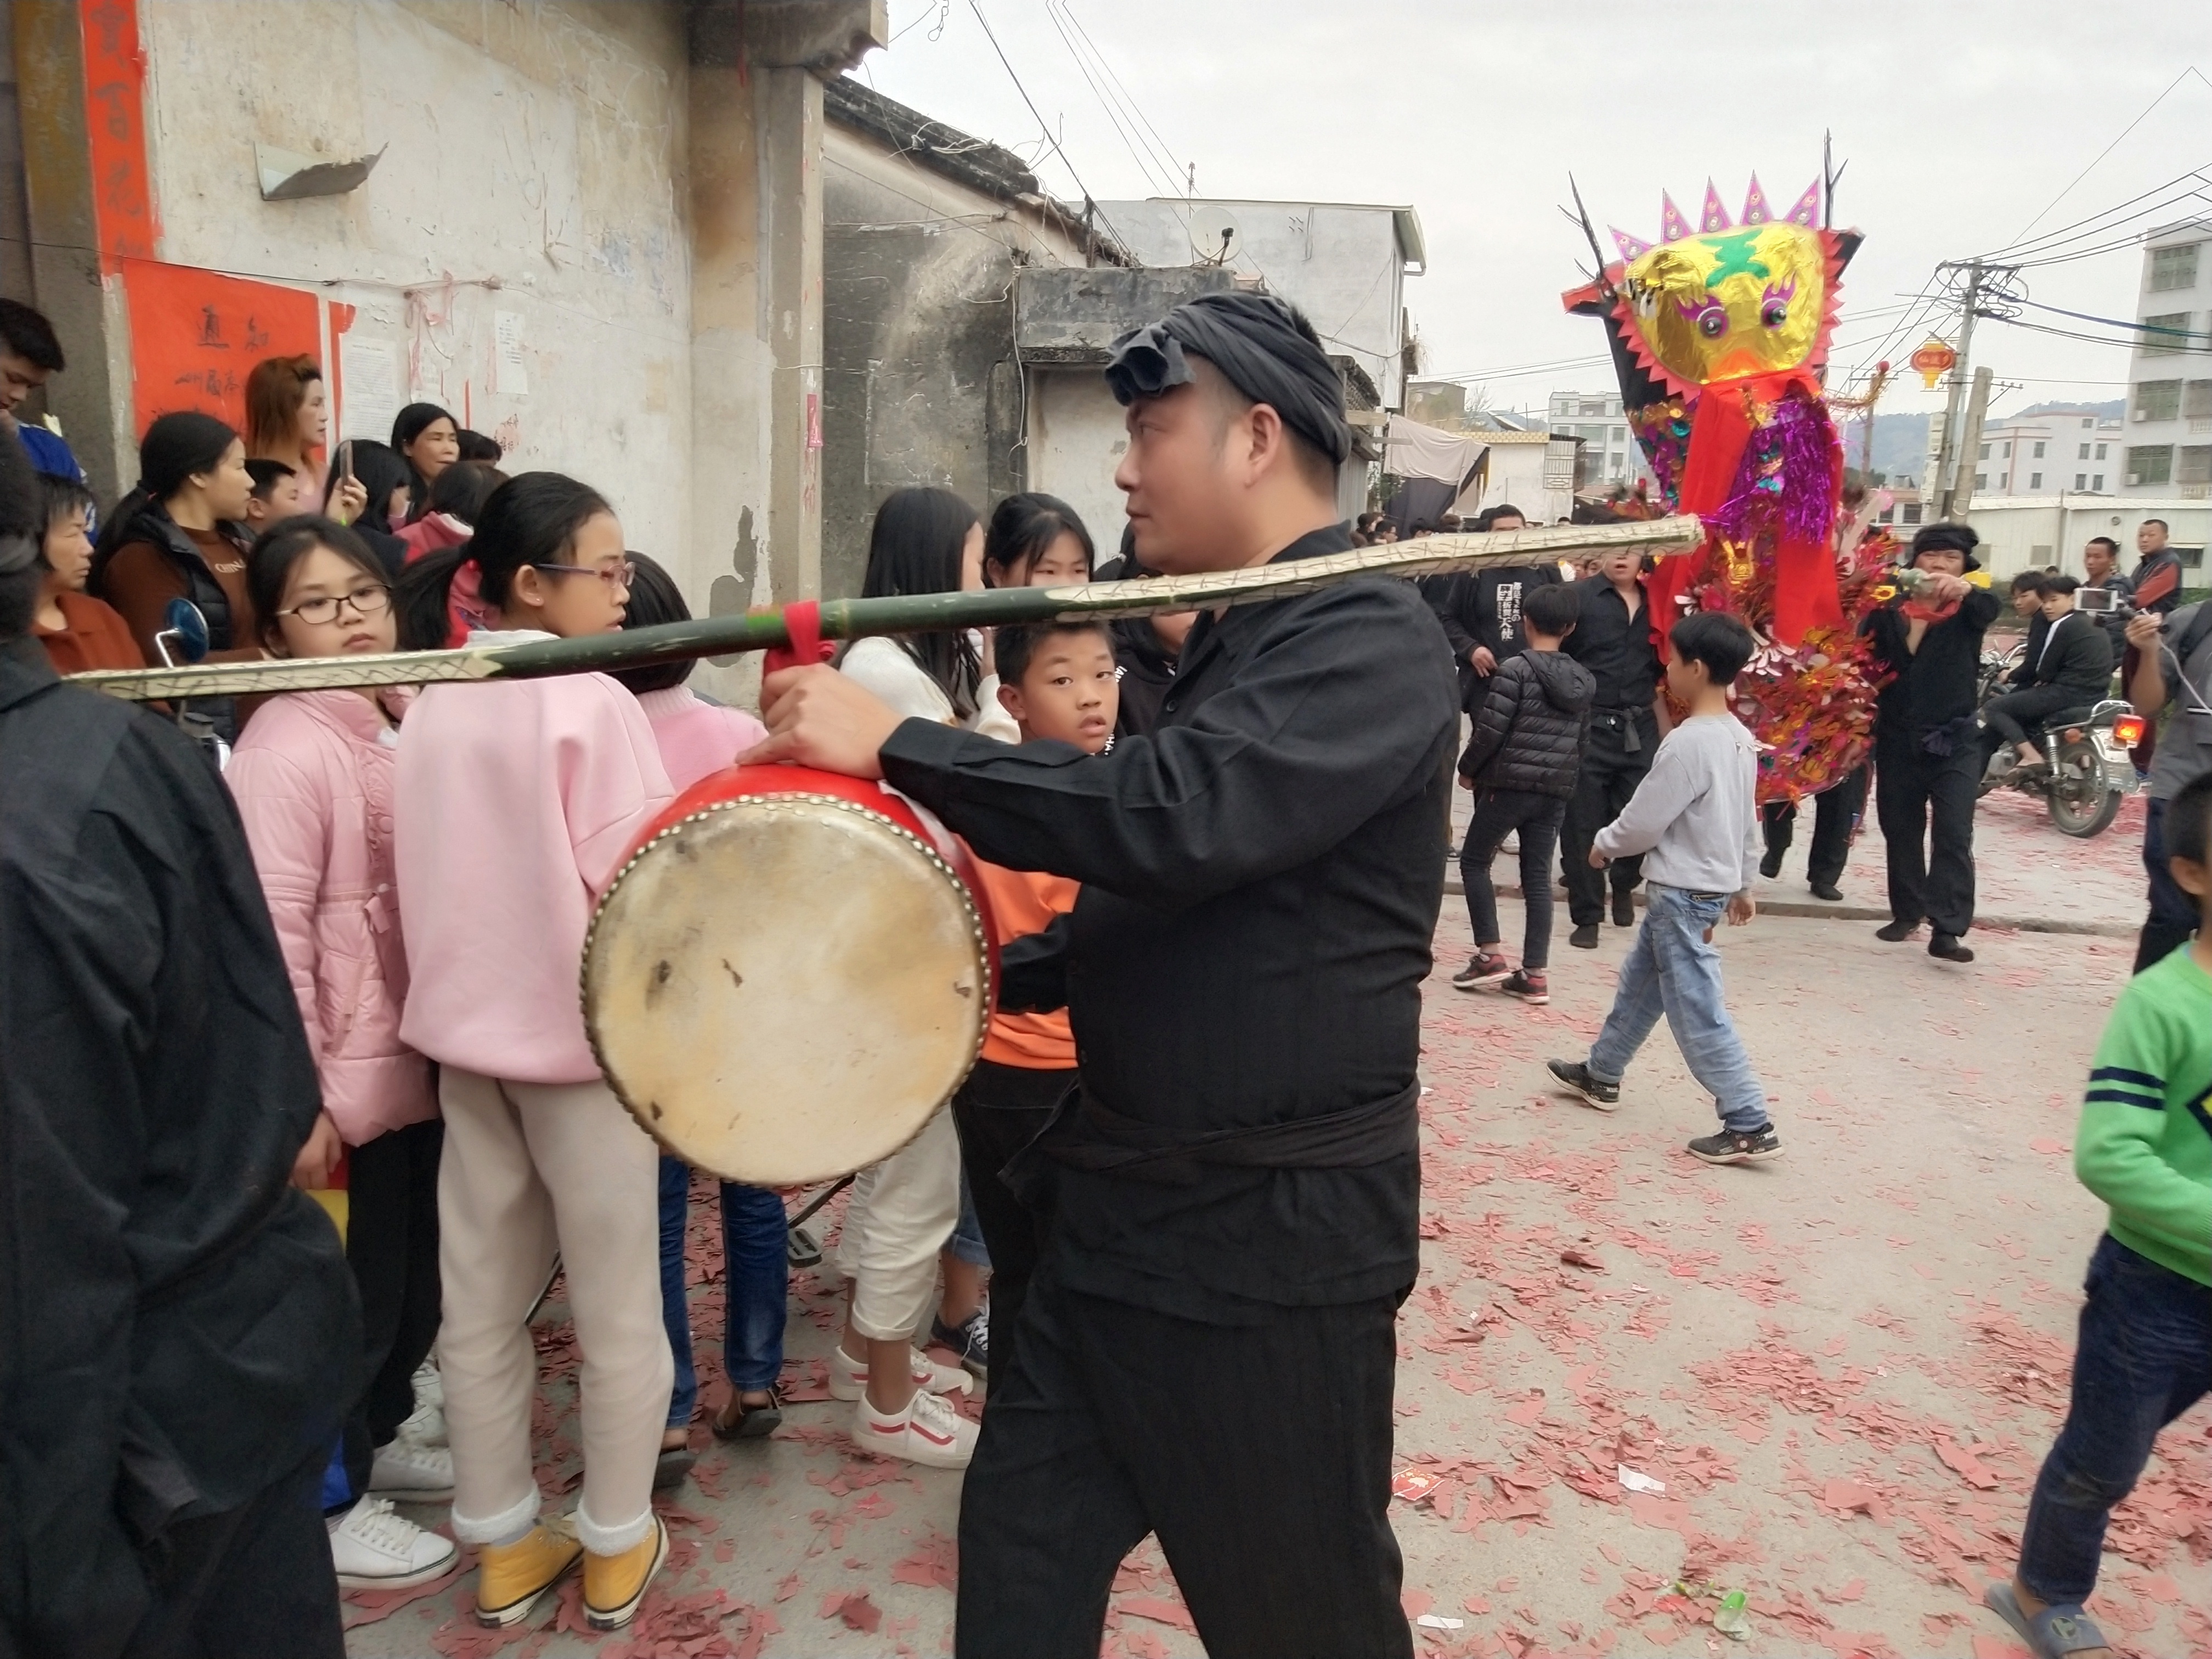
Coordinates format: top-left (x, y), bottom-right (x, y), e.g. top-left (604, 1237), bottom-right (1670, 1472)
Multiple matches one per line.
top-left (138, 0), bottom-right (706, 577)
top-left (1965, 498), bottom-right (2208, 584)
top-left (1025, 368), bottom-right (1128, 558)
top-left (820, 121), bottom-right (1076, 596)
top-left (1095, 198), bottom-right (1413, 407)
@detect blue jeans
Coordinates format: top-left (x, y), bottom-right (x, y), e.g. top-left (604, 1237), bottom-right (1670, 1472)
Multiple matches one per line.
top-left (2017, 1234), bottom-right (2211, 1605)
top-left (1588, 883), bottom-right (1770, 1133)
top-left (949, 1173), bottom-right (991, 1269)
top-left (658, 1154), bottom-right (791, 1425)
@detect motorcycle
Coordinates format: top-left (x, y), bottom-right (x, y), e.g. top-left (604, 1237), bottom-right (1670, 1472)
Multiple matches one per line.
top-left (1974, 641), bottom-right (2142, 838)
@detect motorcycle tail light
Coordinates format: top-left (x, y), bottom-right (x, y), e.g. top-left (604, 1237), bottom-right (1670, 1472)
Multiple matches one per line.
top-left (2113, 714), bottom-right (2146, 747)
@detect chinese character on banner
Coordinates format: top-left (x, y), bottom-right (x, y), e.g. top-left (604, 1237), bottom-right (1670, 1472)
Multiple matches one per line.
top-left (122, 259), bottom-right (320, 435)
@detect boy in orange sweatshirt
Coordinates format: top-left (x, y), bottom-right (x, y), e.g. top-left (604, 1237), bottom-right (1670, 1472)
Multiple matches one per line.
top-left (949, 620), bottom-right (1119, 1391)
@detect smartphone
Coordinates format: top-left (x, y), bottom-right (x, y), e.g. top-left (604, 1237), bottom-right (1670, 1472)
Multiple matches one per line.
top-left (336, 438), bottom-right (354, 482)
top-left (2075, 586), bottom-right (2126, 615)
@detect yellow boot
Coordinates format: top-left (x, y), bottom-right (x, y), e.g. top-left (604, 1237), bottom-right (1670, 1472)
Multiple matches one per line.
top-left (584, 1514), bottom-right (668, 1631)
top-left (472, 1517), bottom-right (581, 1628)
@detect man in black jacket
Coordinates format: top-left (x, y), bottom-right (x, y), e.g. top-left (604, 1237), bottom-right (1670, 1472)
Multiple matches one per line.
top-left (1863, 522), bottom-right (2005, 963)
top-left (1421, 504), bottom-right (1562, 710)
top-left (0, 433), bottom-right (359, 1658)
top-left (746, 291), bottom-right (1453, 1659)
top-left (1559, 548), bottom-right (1666, 945)
top-left (1982, 573), bottom-right (2115, 774)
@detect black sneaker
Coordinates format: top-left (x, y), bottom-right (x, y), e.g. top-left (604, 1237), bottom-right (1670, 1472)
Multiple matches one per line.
top-left (1874, 919), bottom-right (1918, 943)
top-left (1611, 889), bottom-right (1637, 927)
top-left (1759, 848), bottom-right (1783, 880)
top-left (1452, 951), bottom-right (1513, 990)
top-left (1568, 923), bottom-right (1601, 950)
top-left (1687, 1125), bottom-right (1782, 1165)
top-left (1929, 933), bottom-right (1976, 963)
top-left (932, 1308), bottom-right (990, 1379)
top-left (1547, 1059), bottom-right (1620, 1111)
top-left (1809, 881), bottom-right (1843, 901)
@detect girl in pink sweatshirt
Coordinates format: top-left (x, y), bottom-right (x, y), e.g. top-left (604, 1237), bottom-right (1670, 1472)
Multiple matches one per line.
top-left (393, 473), bottom-right (675, 1634)
top-left (228, 517), bottom-right (457, 1593)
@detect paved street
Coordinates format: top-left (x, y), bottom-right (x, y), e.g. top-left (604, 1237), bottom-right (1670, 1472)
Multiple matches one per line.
top-left (344, 808), bottom-right (2209, 1657)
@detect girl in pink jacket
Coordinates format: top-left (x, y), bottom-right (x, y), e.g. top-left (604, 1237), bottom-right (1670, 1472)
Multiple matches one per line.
top-left (393, 473), bottom-right (674, 1634)
top-left (228, 517), bottom-right (456, 1593)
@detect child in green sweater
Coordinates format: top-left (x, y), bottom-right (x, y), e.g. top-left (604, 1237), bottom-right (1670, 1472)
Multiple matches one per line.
top-left (1985, 769), bottom-right (2212, 1659)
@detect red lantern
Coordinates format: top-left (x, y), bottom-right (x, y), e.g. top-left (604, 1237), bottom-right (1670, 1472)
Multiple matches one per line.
top-left (1909, 338), bottom-right (1959, 390)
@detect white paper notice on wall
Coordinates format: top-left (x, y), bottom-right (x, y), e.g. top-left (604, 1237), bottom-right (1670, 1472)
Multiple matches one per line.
top-left (338, 336), bottom-right (401, 442)
top-left (495, 311), bottom-right (529, 397)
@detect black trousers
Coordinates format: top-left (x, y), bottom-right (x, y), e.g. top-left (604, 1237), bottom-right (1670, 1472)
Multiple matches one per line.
top-left (1762, 765), bottom-right (1867, 888)
top-left (1560, 714), bottom-right (1655, 926)
top-left (121, 1447), bottom-right (345, 1659)
top-left (948, 1060), bottom-right (1069, 1394)
top-left (1460, 787), bottom-right (1566, 968)
top-left (1982, 683), bottom-right (2085, 754)
top-left (956, 1262), bottom-right (1412, 1659)
top-left (1874, 735), bottom-right (1980, 935)
top-left (339, 1118), bottom-right (443, 1500)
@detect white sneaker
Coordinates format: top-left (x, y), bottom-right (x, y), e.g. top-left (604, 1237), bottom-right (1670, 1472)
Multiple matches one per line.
top-left (411, 1357), bottom-right (444, 1413)
top-left (370, 1436), bottom-right (455, 1501)
top-left (826, 1343), bottom-right (973, 1403)
top-left (329, 1496), bottom-right (459, 1589)
top-left (855, 1388), bottom-right (978, 1469)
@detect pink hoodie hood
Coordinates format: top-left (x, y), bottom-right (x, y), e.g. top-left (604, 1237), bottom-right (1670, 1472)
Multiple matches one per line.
top-left (395, 632), bottom-right (674, 1084)
top-left (634, 684), bottom-right (769, 792)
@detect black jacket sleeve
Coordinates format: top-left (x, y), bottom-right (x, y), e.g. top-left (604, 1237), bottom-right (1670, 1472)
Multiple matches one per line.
top-left (881, 581), bottom-right (1457, 912)
top-left (1456, 658), bottom-right (1523, 780)
top-left (1420, 574), bottom-right (1476, 660)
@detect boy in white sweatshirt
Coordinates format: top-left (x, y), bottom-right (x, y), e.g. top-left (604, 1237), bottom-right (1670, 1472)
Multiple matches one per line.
top-left (1547, 611), bottom-right (1782, 1166)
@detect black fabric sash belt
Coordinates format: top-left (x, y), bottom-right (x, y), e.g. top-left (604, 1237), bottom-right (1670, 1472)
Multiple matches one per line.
top-left (1031, 1082), bottom-right (1421, 1188)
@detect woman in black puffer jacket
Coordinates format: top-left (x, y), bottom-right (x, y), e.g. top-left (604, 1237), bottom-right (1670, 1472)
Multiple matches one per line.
top-left (1451, 582), bottom-right (1595, 1002)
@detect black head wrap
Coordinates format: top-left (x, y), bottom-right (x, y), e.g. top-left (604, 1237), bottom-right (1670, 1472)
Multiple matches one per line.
top-left (1105, 291), bottom-right (1353, 467)
top-left (1911, 521), bottom-right (1982, 569)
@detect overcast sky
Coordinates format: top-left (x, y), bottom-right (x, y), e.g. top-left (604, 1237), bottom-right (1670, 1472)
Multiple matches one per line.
top-left (859, 3), bottom-right (2212, 424)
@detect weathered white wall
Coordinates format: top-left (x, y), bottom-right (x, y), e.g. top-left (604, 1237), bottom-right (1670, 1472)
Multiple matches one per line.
top-left (1025, 368), bottom-right (1129, 560)
top-left (1096, 198), bottom-right (1413, 407)
top-left (137, 0), bottom-right (736, 602)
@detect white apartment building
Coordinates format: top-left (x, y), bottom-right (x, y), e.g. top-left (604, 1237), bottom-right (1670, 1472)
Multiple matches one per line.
top-left (1545, 391), bottom-right (1641, 489)
top-left (1973, 409), bottom-right (2123, 498)
top-left (2123, 219), bottom-right (2212, 501)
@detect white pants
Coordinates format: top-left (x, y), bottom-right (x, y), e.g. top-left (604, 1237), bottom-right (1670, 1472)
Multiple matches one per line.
top-left (437, 1068), bottom-right (671, 1555)
top-left (834, 1105), bottom-right (962, 1342)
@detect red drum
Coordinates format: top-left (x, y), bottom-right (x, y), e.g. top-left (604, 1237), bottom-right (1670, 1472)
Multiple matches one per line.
top-left (582, 765), bottom-right (991, 1186)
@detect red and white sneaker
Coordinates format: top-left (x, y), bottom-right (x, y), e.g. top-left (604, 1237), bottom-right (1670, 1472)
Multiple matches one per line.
top-left (827, 1343), bottom-right (973, 1403)
top-left (855, 1387), bottom-right (978, 1469)
top-left (1501, 968), bottom-right (1550, 1006)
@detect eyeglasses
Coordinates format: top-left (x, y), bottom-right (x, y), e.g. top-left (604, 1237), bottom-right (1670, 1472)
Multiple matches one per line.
top-left (278, 582), bottom-right (392, 625)
top-left (531, 558), bottom-right (635, 594)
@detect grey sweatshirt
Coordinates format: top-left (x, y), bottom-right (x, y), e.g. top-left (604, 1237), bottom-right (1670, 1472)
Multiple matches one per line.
top-left (1594, 713), bottom-right (1762, 894)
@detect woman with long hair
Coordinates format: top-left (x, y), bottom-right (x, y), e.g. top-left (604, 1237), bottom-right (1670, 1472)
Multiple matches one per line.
top-left (245, 353), bottom-right (366, 523)
top-left (391, 403), bottom-right (460, 518)
top-left (394, 473), bottom-right (675, 1632)
top-left (89, 412), bottom-right (261, 738)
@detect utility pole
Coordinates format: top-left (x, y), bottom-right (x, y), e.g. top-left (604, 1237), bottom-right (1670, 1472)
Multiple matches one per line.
top-left (1933, 260), bottom-right (1982, 522)
top-left (1951, 367), bottom-right (1995, 517)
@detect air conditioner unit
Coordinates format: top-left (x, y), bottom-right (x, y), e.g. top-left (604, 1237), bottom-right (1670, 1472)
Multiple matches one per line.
top-left (2132, 409), bottom-right (2147, 421)
top-left (2126, 473), bottom-right (2142, 486)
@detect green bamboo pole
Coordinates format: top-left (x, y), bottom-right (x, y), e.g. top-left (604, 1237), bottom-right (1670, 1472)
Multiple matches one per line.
top-left (69, 515), bottom-right (1701, 702)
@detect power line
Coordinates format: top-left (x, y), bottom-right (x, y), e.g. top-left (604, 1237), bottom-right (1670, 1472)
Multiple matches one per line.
top-left (1049, 1), bottom-right (1188, 199)
top-left (1042, 3), bottom-right (1178, 198)
top-left (1984, 163), bottom-right (2212, 264)
top-left (967, 2), bottom-right (1127, 249)
top-left (1995, 66), bottom-right (2212, 249)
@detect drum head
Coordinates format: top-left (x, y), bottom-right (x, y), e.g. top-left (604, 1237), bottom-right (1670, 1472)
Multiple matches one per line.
top-left (583, 792), bottom-right (989, 1186)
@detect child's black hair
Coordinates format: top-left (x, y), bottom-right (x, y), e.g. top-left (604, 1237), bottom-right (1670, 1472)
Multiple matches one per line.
top-left (2041, 573), bottom-right (2080, 597)
top-left (429, 459), bottom-right (504, 524)
top-left (245, 457), bottom-right (296, 501)
top-left (456, 428), bottom-right (504, 464)
top-left (407, 471), bottom-right (612, 621)
top-left (1521, 582), bottom-right (1581, 639)
top-left (1669, 610), bottom-right (1755, 687)
top-left (983, 492), bottom-right (1095, 585)
top-left (995, 619), bottom-right (1113, 692)
top-left (2166, 769), bottom-right (2212, 874)
top-left (610, 552), bottom-right (693, 696)
top-left (2010, 571), bottom-right (2047, 596)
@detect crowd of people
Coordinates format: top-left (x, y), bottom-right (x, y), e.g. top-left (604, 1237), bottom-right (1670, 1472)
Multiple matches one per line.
top-left (1, 277), bottom-right (2205, 1659)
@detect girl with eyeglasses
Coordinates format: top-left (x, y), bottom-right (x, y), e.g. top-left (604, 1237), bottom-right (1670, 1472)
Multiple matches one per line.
top-left (391, 472), bottom-right (675, 1633)
top-left (227, 516), bottom-right (456, 1592)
